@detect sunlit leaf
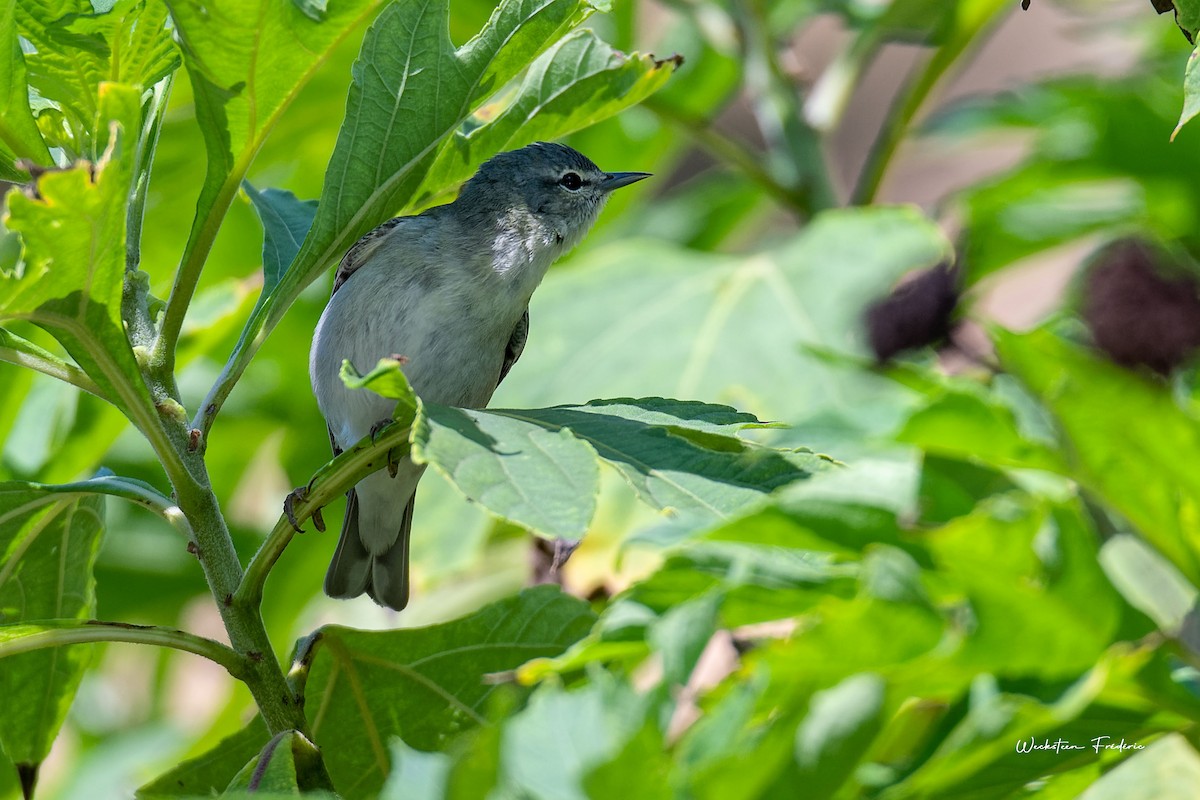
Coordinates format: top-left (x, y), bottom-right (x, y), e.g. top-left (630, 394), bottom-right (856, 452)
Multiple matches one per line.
top-left (413, 28), bottom-right (680, 206)
top-left (1, 83), bottom-right (154, 424)
top-left (0, 0), bottom-right (50, 178)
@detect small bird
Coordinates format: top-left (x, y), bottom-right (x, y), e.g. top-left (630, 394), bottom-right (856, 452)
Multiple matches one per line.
top-left (309, 142), bottom-right (650, 610)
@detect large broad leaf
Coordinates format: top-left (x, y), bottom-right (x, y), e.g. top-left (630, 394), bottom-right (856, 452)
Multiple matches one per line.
top-left (303, 586), bottom-right (595, 799)
top-left (996, 328), bottom-right (1200, 584)
top-left (0, 485), bottom-right (105, 773)
top-left (163, 0), bottom-right (384, 282)
top-left (14, 0), bottom-right (177, 159)
top-left (0, 0), bottom-right (51, 179)
top-left (494, 207), bottom-right (952, 440)
top-left (1, 84), bottom-right (155, 423)
top-left (416, 398), bottom-right (818, 539)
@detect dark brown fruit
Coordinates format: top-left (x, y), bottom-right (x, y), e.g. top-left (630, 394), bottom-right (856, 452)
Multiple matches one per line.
top-left (866, 263), bottom-right (960, 363)
top-left (1082, 238), bottom-right (1200, 376)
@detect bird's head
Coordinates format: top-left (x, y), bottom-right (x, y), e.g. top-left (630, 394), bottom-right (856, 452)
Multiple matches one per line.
top-left (455, 141), bottom-right (650, 253)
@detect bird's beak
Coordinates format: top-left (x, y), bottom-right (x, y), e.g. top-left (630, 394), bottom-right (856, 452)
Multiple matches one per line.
top-left (601, 172), bottom-right (652, 192)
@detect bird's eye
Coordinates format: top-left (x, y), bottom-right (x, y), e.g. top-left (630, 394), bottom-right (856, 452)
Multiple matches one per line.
top-left (559, 172), bottom-right (583, 191)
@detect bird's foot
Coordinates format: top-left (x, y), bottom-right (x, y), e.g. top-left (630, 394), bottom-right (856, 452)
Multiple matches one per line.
top-left (284, 486), bottom-right (326, 533)
top-left (369, 417), bottom-right (402, 477)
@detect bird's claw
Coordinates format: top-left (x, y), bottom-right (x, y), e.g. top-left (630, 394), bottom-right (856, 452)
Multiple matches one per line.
top-left (369, 417), bottom-right (401, 477)
top-left (284, 486), bottom-right (326, 534)
top-left (369, 417), bottom-right (394, 443)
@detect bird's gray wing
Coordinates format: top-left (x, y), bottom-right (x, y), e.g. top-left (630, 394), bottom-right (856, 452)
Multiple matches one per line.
top-left (498, 308), bottom-right (529, 387)
top-left (331, 217), bottom-right (405, 296)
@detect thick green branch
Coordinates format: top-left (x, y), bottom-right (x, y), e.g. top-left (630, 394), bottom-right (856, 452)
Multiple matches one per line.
top-left (235, 419), bottom-right (414, 610)
top-left (0, 621), bottom-right (249, 679)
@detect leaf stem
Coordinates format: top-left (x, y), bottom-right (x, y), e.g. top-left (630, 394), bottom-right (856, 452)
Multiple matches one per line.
top-left (0, 332), bottom-right (106, 399)
top-left (0, 621), bottom-right (249, 679)
top-left (850, 1), bottom-right (1009, 205)
top-left (235, 420), bottom-right (414, 610)
top-left (151, 176), bottom-right (243, 376)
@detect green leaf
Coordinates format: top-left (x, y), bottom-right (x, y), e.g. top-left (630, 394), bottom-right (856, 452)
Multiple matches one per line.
top-left (304, 586), bottom-right (595, 799)
top-left (0, 0), bottom-right (51, 178)
top-left (927, 498), bottom-right (1123, 678)
top-left (896, 389), bottom-right (1067, 473)
top-left (789, 673), bottom-right (886, 800)
top-left (339, 356), bottom-right (418, 410)
top-left (243, 183), bottom-right (318, 317)
top-left (0, 486), bottom-right (104, 767)
top-left (647, 591), bottom-right (720, 686)
top-left (224, 731), bottom-right (329, 795)
top-left (996, 327), bottom-right (1200, 584)
top-left (1175, 46), bottom-right (1200, 139)
top-left (482, 399), bottom-right (818, 528)
top-left (1, 83), bottom-right (155, 419)
top-left (413, 28), bottom-right (680, 206)
top-left (582, 721), bottom-right (673, 800)
top-left (1078, 733), bottom-right (1200, 800)
top-left (414, 403), bottom-right (600, 541)
top-left (1100, 534), bottom-right (1198, 635)
top-left (136, 717), bottom-right (269, 799)
top-left (381, 740), bottom-right (451, 800)
top-left (499, 676), bottom-right (646, 800)
top-left (14, 0), bottom-right (177, 158)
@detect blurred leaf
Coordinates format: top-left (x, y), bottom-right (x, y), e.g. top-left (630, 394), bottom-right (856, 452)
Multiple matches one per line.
top-left (0, 0), bottom-right (50, 178)
top-left (164, 0), bottom-right (383, 283)
top-left (414, 28), bottom-right (680, 206)
top-left (1100, 534), bottom-right (1198, 635)
top-left (788, 673), bottom-right (886, 800)
top-left (648, 591), bottom-right (720, 687)
top-left (1078, 733), bottom-right (1200, 800)
top-left (498, 676), bottom-right (646, 800)
top-left (15, 0), bottom-right (176, 158)
top-left (304, 586), bottom-right (595, 799)
top-left (0, 487), bottom-right (104, 768)
top-left (896, 389), bottom-right (1067, 473)
top-left (137, 717), bottom-right (269, 799)
top-left (927, 498), bottom-right (1122, 678)
top-left (916, 454), bottom-right (1018, 525)
top-left (500, 207), bottom-right (952, 439)
top-left (380, 739), bottom-right (451, 800)
top-left (1, 84), bottom-right (152, 418)
top-left (582, 721), bottom-right (672, 800)
top-left (997, 328), bottom-right (1200, 584)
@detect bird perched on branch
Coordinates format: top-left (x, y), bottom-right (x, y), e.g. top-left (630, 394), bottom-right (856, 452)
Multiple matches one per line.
top-left (309, 142), bottom-right (650, 611)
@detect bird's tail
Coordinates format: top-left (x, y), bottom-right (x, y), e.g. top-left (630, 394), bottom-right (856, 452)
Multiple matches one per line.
top-left (324, 489), bottom-right (413, 611)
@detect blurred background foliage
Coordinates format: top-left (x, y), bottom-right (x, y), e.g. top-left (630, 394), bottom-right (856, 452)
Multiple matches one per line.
top-left (4, 0), bottom-right (1200, 797)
